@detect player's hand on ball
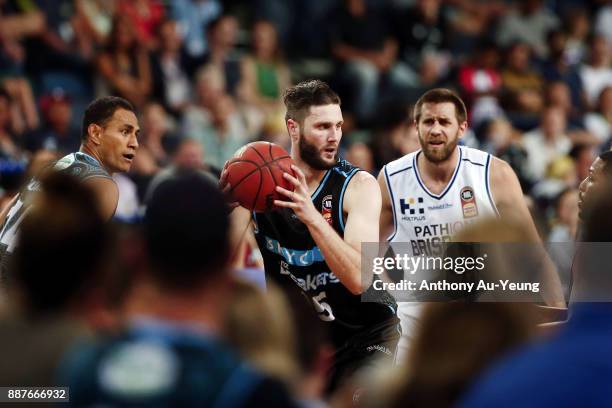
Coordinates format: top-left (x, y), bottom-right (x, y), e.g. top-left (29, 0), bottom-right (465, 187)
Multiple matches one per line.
top-left (274, 165), bottom-right (320, 225)
top-left (219, 164), bottom-right (240, 211)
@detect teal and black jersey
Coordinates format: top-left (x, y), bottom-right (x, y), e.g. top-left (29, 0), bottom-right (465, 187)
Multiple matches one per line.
top-left (58, 319), bottom-right (297, 407)
top-left (0, 152), bottom-right (113, 277)
top-left (253, 160), bottom-right (397, 349)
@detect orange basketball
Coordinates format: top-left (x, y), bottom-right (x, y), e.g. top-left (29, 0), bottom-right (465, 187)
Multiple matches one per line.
top-left (222, 142), bottom-right (296, 212)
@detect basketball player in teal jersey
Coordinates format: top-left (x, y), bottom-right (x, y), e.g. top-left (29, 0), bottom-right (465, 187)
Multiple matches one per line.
top-left (226, 80), bottom-right (399, 392)
top-left (378, 88), bottom-right (566, 359)
top-left (0, 96), bottom-right (139, 283)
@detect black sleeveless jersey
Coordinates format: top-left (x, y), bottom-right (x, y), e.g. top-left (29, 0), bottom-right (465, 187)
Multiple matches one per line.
top-left (253, 160), bottom-right (397, 348)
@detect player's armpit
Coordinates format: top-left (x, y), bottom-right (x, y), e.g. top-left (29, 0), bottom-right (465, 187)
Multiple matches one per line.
top-left (85, 177), bottom-right (118, 221)
top-left (377, 167), bottom-right (394, 242)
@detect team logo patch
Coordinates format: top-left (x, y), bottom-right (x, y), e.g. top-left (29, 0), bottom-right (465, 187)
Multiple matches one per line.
top-left (460, 186), bottom-right (478, 218)
top-left (321, 195), bottom-right (333, 225)
top-left (399, 197), bottom-right (425, 215)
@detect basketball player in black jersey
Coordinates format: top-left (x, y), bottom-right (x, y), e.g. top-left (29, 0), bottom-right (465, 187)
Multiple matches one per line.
top-left (226, 80), bottom-right (399, 392)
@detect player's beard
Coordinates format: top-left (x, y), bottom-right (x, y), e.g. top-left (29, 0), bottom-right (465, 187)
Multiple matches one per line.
top-left (299, 132), bottom-right (337, 170)
top-left (419, 130), bottom-right (460, 163)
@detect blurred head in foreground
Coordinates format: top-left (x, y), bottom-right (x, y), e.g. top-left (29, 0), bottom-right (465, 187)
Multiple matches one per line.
top-left (11, 172), bottom-right (112, 318)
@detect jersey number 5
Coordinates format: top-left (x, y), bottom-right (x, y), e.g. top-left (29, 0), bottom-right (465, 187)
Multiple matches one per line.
top-left (312, 292), bottom-right (335, 322)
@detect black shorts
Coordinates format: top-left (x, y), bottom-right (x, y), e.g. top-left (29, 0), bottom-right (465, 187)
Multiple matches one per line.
top-left (326, 316), bottom-right (401, 393)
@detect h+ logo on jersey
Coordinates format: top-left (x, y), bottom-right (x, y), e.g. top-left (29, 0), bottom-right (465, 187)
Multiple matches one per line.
top-left (400, 197), bottom-right (425, 215)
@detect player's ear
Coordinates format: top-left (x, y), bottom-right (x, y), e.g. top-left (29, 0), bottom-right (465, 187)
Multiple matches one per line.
top-left (88, 124), bottom-right (102, 145)
top-left (458, 120), bottom-right (468, 137)
top-left (287, 119), bottom-right (300, 141)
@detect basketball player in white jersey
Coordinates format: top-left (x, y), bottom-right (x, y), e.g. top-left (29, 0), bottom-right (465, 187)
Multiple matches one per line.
top-left (378, 88), bottom-right (565, 360)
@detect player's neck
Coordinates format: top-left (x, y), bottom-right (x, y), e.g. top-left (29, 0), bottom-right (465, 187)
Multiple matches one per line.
top-left (418, 147), bottom-right (460, 183)
top-left (294, 159), bottom-right (328, 194)
top-left (80, 144), bottom-right (111, 174)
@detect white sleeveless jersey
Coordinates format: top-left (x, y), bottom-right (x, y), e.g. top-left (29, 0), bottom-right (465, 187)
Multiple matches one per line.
top-left (383, 145), bottom-right (499, 249)
top-left (382, 146), bottom-right (499, 363)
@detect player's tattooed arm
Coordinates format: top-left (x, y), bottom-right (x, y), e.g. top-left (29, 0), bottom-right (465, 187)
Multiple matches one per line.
top-left (490, 157), bottom-right (566, 307)
top-left (276, 166), bottom-right (381, 294)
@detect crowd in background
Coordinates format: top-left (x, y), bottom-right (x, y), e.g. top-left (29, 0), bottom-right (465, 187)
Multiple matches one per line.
top-left (2, 0), bottom-right (612, 406)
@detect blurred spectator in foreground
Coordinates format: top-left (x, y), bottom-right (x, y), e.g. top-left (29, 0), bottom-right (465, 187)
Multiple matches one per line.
top-left (96, 15), bottom-right (152, 108)
top-left (385, 301), bottom-right (535, 408)
top-left (522, 106), bottom-right (572, 183)
top-left (226, 281), bottom-right (332, 407)
top-left (144, 138), bottom-right (215, 204)
top-left (224, 280), bottom-right (299, 385)
top-left (459, 178), bottom-right (612, 408)
top-left (60, 171), bottom-right (298, 406)
top-left (26, 91), bottom-right (80, 155)
top-left (0, 172), bottom-right (112, 386)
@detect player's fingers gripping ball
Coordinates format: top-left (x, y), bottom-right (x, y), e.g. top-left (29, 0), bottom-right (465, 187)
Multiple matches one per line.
top-left (221, 141), bottom-right (296, 212)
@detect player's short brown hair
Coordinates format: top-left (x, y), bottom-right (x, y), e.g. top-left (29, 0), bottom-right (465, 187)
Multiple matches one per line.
top-left (414, 88), bottom-right (467, 124)
top-left (283, 80), bottom-right (340, 125)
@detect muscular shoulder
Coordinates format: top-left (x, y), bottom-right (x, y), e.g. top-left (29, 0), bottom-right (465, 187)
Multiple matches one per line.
top-left (84, 177), bottom-right (119, 220)
top-left (489, 156), bottom-right (524, 209)
top-left (489, 156), bottom-right (516, 185)
top-left (344, 171), bottom-right (381, 212)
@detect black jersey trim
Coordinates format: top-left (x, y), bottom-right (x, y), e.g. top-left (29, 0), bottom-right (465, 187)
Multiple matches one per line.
top-left (383, 165), bottom-right (399, 242)
top-left (339, 168), bottom-right (361, 232)
top-left (389, 165), bottom-right (413, 177)
top-left (311, 169), bottom-right (332, 201)
top-left (412, 146), bottom-right (463, 200)
top-left (462, 158), bottom-right (485, 167)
